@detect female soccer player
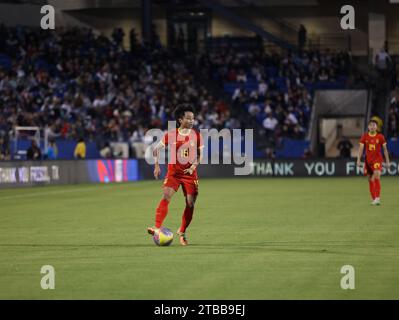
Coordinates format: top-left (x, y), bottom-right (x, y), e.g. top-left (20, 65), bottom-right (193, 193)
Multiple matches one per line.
top-left (147, 104), bottom-right (204, 245)
top-left (356, 119), bottom-right (390, 205)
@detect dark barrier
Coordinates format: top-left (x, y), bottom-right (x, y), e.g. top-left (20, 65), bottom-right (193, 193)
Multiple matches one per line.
top-left (139, 159), bottom-right (399, 179)
top-left (1, 159), bottom-right (397, 189)
top-left (138, 161), bottom-right (236, 179)
top-left (248, 159), bottom-right (399, 177)
top-left (0, 160), bottom-right (139, 188)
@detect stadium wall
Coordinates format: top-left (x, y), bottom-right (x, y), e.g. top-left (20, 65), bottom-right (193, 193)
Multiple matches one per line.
top-left (139, 159), bottom-right (399, 179)
top-left (58, 9), bottom-right (168, 48)
top-left (386, 6), bottom-right (399, 54)
top-left (2, 159), bottom-right (398, 189)
top-left (1, 4), bottom-right (397, 54)
top-left (0, 3), bottom-right (42, 26)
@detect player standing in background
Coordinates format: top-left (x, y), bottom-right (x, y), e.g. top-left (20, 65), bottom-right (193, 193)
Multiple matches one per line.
top-left (356, 119), bottom-right (390, 205)
top-left (148, 104), bottom-right (204, 245)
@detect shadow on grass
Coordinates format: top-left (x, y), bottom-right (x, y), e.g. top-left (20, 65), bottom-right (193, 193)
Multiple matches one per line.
top-left (1, 240), bottom-right (397, 257)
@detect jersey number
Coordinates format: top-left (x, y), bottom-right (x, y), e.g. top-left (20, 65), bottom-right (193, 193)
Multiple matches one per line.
top-left (181, 149), bottom-right (189, 158)
top-left (368, 144), bottom-right (376, 151)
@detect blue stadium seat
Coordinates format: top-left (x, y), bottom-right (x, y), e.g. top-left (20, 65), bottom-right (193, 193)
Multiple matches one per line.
top-left (275, 139), bottom-right (310, 158)
top-left (388, 139), bottom-right (399, 158)
top-left (265, 67), bottom-right (278, 77)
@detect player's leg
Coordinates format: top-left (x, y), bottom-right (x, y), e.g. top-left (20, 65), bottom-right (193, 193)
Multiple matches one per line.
top-left (177, 178), bottom-right (199, 246)
top-left (368, 175), bottom-right (375, 201)
top-left (365, 163), bottom-right (375, 201)
top-left (372, 168), bottom-right (382, 205)
top-left (155, 186), bottom-right (176, 227)
top-left (179, 194), bottom-right (197, 231)
top-left (148, 176), bottom-right (179, 235)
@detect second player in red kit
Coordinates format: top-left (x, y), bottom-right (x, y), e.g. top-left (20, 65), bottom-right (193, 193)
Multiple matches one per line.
top-left (148, 104), bottom-right (204, 245)
top-left (356, 119), bottom-right (390, 205)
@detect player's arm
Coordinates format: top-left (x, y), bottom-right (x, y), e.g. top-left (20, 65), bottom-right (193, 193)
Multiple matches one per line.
top-left (191, 146), bottom-right (204, 170)
top-left (382, 143), bottom-right (390, 168)
top-left (356, 143), bottom-right (364, 167)
top-left (153, 140), bottom-right (166, 179)
top-left (183, 146), bottom-right (204, 175)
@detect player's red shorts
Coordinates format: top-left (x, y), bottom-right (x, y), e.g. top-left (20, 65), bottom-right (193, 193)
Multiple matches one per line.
top-left (364, 161), bottom-right (382, 176)
top-left (163, 174), bottom-right (199, 196)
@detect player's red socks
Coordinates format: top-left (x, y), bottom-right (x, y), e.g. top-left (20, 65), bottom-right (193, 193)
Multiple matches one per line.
top-left (180, 205), bottom-right (194, 233)
top-left (155, 199), bottom-right (169, 228)
top-left (374, 179), bottom-right (381, 198)
top-left (368, 179), bottom-right (375, 200)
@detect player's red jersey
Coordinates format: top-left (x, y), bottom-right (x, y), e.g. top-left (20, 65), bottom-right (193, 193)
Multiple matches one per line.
top-left (359, 132), bottom-right (386, 164)
top-left (160, 128), bottom-right (204, 177)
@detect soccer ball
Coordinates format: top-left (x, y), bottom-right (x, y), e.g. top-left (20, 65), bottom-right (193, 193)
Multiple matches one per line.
top-left (153, 227), bottom-right (174, 246)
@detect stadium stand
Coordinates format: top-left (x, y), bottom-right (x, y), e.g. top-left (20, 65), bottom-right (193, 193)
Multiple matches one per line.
top-left (204, 48), bottom-right (353, 157)
top-left (0, 24), bottom-right (380, 160)
top-left (0, 25), bottom-right (219, 159)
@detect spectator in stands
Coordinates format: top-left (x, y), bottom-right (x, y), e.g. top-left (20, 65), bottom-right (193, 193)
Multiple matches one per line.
top-left (26, 140), bottom-right (42, 160)
top-left (302, 148), bottom-right (313, 159)
top-left (292, 124), bottom-right (306, 139)
top-left (0, 135), bottom-right (10, 160)
top-left (227, 68), bottom-right (237, 82)
top-left (375, 47), bottom-right (392, 77)
top-left (100, 142), bottom-right (113, 159)
top-left (262, 113), bottom-right (278, 138)
top-left (285, 107), bottom-right (299, 127)
top-left (129, 125), bottom-right (146, 158)
top-left (318, 138), bottom-right (326, 158)
top-left (177, 27), bottom-right (185, 51)
top-left (232, 85), bottom-right (244, 101)
top-left (112, 27), bottom-right (125, 46)
top-left (248, 100), bottom-right (261, 116)
top-left (265, 147), bottom-right (275, 159)
top-left (318, 69), bottom-right (329, 81)
top-left (0, 115), bottom-right (9, 138)
top-left (388, 108), bottom-right (398, 139)
top-left (46, 140), bottom-right (58, 160)
top-left (236, 69), bottom-right (247, 83)
top-left (74, 138), bottom-right (86, 159)
top-left (45, 124), bottom-right (61, 141)
top-left (298, 25), bottom-right (307, 50)
top-left (388, 92), bottom-right (399, 138)
top-left (337, 138), bottom-right (353, 158)
top-left (258, 80), bottom-right (268, 97)
top-left (130, 27), bottom-right (138, 52)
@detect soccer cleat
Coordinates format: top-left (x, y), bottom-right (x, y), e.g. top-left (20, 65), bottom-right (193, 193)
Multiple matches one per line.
top-left (147, 226), bottom-right (158, 235)
top-left (371, 198), bottom-right (381, 206)
top-left (176, 230), bottom-right (188, 246)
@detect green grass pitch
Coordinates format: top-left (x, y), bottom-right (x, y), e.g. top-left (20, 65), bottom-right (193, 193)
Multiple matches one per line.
top-left (0, 177), bottom-right (398, 299)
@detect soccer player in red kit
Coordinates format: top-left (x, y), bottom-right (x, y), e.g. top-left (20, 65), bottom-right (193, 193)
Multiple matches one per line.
top-left (356, 119), bottom-right (390, 205)
top-left (147, 104), bottom-right (204, 245)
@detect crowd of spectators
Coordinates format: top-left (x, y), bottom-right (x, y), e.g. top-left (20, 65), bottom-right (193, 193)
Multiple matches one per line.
top-left (0, 24), bottom-right (384, 160)
top-left (201, 48), bottom-right (353, 153)
top-left (0, 25), bottom-right (228, 159)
